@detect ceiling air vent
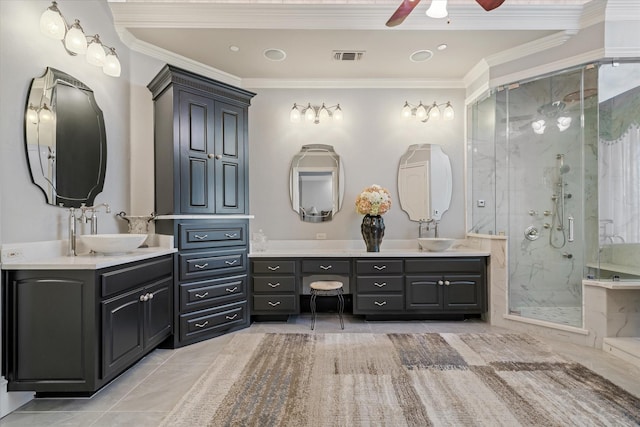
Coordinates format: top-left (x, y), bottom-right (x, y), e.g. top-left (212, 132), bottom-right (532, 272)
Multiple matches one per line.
top-left (332, 51), bottom-right (365, 61)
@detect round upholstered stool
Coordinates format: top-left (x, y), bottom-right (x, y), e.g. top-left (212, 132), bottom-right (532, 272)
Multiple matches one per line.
top-left (309, 280), bottom-right (344, 330)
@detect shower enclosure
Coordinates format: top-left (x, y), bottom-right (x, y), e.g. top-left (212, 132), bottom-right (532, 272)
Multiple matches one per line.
top-left (469, 64), bottom-right (599, 327)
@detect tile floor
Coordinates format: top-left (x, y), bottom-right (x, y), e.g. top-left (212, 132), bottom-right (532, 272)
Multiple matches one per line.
top-left (2, 315), bottom-right (639, 426)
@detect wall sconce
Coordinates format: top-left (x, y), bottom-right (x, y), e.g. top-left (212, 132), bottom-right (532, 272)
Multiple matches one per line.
top-left (39, 1), bottom-right (121, 77)
top-left (401, 101), bottom-right (454, 123)
top-left (290, 103), bottom-right (343, 124)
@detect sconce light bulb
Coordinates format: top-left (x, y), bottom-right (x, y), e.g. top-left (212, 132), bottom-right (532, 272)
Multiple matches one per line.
top-left (318, 104), bottom-right (330, 122)
top-left (64, 19), bottom-right (87, 54)
top-left (428, 102), bottom-right (441, 120)
top-left (40, 2), bottom-right (66, 40)
top-left (415, 102), bottom-right (427, 120)
top-left (304, 104), bottom-right (315, 122)
top-left (443, 102), bottom-right (454, 120)
top-left (333, 105), bottom-right (343, 121)
top-left (103, 48), bottom-right (121, 77)
top-left (401, 101), bottom-right (412, 119)
top-left (426, 0), bottom-right (448, 19)
top-left (86, 35), bottom-right (106, 66)
top-left (290, 104), bottom-right (301, 123)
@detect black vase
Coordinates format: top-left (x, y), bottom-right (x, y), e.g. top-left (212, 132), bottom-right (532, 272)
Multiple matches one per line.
top-left (361, 214), bottom-right (385, 252)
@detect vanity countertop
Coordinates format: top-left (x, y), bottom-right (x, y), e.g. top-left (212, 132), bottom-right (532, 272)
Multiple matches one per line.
top-left (1, 234), bottom-right (176, 270)
top-left (249, 239), bottom-right (490, 258)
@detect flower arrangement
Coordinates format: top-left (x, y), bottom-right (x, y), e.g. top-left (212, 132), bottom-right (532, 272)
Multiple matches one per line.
top-left (355, 184), bottom-right (392, 216)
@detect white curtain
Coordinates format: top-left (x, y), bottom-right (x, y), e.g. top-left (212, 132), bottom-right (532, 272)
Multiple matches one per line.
top-left (599, 123), bottom-right (640, 243)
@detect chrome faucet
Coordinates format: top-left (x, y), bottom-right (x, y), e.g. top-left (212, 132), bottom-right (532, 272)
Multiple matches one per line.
top-left (67, 202), bottom-right (110, 256)
top-left (84, 203), bottom-right (111, 234)
top-left (418, 218), bottom-right (439, 238)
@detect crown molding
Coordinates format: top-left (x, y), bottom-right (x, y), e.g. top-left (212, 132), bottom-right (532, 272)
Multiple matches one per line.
top-left (241, 78), bottom-right (465, 89)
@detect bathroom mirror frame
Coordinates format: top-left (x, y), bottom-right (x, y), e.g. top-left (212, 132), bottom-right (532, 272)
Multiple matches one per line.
top-left (397, 143), bottom-right (452, 221)
top-left (24, 67), bottom-right (107, 208)
top-left (289, 144), bottom-right (345, 223)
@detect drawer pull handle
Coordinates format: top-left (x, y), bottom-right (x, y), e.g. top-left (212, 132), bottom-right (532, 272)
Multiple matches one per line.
top-left (225, 287), bottom-right (238, 293)
top-left (374, 282), bottom-right (387, 288)
top-left (268, 282), bottom-right (281, 288)
top-left (374, 301), bottom-right (387, 307)
top-left (225, 314), bottom-right (238, 320)
top-left (267, 265), bottom-right (280, 271)
top-left (373, 265), bottom-right (387, 271)
top-left (225, 233), bottom-right (238, 238)
top-left (195, 292), bottom-right (209, 299)
top-left (444, 280), bottom-right (451, 286)
top-left (438, 280), bottom-right (444, 286)
top-left (194, 234), bottom-right (208, 240)
top-left (320, 265), bottom-right (332, 270)
top-left (225, 259), bottom-right (239, 266)
top-left (194, 263), bottom-right (209, 269)
top-left (194, 321), bottom-right (209, 328)
top-left (268, 301), bottom-right (281, 307)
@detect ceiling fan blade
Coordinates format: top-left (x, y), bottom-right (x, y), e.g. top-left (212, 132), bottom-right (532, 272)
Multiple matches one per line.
top-left (475, 0), bottom-right (506, 11)
top-left (386, 0), bottom-right (422, 27)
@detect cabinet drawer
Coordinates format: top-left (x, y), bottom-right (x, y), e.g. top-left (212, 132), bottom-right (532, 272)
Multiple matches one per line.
top-left (180, 275), bottom-right (246, 312)
top-left (357, 276), bottom-right (403, 293)
top-left (253, 276), bottom-right (296, 293)
top-left (179, 301), bottom-right (247, 342)
top-left (302, 259), bottom-right (350, 275)
top-left (356, 295), bottom-right (404, 312)
top-left (356, 260), bottom-right (403, 275)
top-left (252, 295), bottom-right (297, 313)
top-left (179, 248), bottom-right (246, 281)
top-left (101, 256), bottom-right (173, 298)
top-left (252, 260), bottom-right (296, 274)
top-left (178, 221), bottom-right (247, 250)
top-left (405, 258), bottom-right (485, 274)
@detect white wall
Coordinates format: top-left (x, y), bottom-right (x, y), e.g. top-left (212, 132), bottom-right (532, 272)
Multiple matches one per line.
top-left (246, 88), bottom-right (467, 242)
top-left (0, 0), bottom-right (132, 245)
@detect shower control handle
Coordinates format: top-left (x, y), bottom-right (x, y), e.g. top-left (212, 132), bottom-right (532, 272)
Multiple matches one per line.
top-left (524, 226), bottom-right (540, 241)
top-left (568, 216), bottom-right (574, 242)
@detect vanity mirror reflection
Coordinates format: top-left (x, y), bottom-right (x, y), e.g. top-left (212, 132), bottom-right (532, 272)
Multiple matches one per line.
top-left (398, 143), bottom-right (452, 222)
top-left (290, 144), bottom-right (344, 222)
top-left (24, 67), bottom-right (106, 208)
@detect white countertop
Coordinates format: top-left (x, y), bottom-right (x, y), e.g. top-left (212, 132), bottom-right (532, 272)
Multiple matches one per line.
top-left (1, 235), bottom-right (176, 270)
top-left (583, 279), bottom-right (640, 290)
top-left (249, 239), bottom-right (490, 258)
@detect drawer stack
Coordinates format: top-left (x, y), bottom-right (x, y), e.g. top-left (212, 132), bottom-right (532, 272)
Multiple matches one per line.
top-left (251, 259), bottom-right (298, 317)
top-left (354, 259), bottom-right (404, 314)
top-left (158, 219), bottom-right (250, 347)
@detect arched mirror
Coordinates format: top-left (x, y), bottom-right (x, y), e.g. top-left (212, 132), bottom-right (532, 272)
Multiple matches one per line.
top-left (290, 144), bottom-right (344, 222)
top-left (398, 143), bottom-right (452, 221)
top-left (24, 67), bottom-right (107, 208)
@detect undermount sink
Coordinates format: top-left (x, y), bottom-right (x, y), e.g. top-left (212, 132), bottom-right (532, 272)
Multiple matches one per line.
top-left (418, 238), bottom-right (455, 252)
top-left (79, 234), bottom-right (147, 255)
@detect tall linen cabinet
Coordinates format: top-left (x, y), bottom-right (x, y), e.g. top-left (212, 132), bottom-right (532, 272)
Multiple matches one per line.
top-left (148, 65), bottom-right (256, 348)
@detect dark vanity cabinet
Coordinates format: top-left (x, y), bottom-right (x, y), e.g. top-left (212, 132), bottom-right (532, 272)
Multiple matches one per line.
top-left (251, 259), bottom-right (299, 317)
top-left (148, 64), bottom-right (255, 216)
top-left (156, 219), bottom-right (250, 347)
top-left (354, 259), bottom-right (404, 313)
top-left (2, 255), bottom-right (173, 396)
top-left (404, 258), bottom-right (486, 314)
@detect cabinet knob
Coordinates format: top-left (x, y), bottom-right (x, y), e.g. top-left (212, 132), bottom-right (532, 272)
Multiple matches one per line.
top-left (139, 294), bottom-right (147, 302)
top-left (147, 292), bottom-right (154, 299)
top-left (208, 153), bottom-right (222, 160)
top-left (444, 280), bottom-right (451, 286)
top-left (438, 280), bottom-right (444, 286)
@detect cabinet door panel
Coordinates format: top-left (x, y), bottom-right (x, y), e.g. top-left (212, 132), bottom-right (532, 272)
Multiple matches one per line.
top-left (444, 275), bottom-right (483, 311)
top-left (102, 290), bottom-right (144, 378)
top-left (179, 90), bottom-right (215, 214)
top-left (215, 102), bottom-right (245, 214)
top-left (405, 276), bottom-right (443, 310)
top-left (145, 278), bottom-right (173, 348)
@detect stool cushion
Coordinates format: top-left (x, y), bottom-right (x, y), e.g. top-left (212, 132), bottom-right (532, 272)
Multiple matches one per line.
top-left (310, 281), bottom-right (343, 291)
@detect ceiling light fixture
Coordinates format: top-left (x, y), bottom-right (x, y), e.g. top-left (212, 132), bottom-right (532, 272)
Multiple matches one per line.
top-left (39, 1), bottom-right (121, 77)
top-left (426, 0), bottom-right (449, 19)
top-left (402, 101), bottom-right (454, 123)
top-left (290, 103), bottom-right (343, 124)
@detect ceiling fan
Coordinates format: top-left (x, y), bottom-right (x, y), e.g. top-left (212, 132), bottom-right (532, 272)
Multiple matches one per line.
top-left (386, 0), bottom-right (506, 27)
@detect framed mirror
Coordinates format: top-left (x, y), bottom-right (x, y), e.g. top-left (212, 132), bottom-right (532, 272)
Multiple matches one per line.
top-left (290, 144), bottom-right (344, 222)
top-left (24, 67), bottom-right (106, 208)
top-left (398, 143), bottom-right (452, 221)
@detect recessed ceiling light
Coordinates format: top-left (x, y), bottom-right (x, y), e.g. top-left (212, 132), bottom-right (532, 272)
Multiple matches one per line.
top-left (229, 45), bottom-right (240, 52)
top-left (409, 50), bottom-right (433, 63)
top-left (437, 44), bottom-right (448, 51)
top-left (264, 48), bottom-right (286, 61)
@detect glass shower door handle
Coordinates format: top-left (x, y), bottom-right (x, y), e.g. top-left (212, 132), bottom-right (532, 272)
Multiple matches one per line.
top-left (568, 216), bottom-right (574, 242)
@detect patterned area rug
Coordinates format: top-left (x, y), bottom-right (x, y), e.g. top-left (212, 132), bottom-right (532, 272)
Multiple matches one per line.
top-left (161, 333), bottom-right (640, 426)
